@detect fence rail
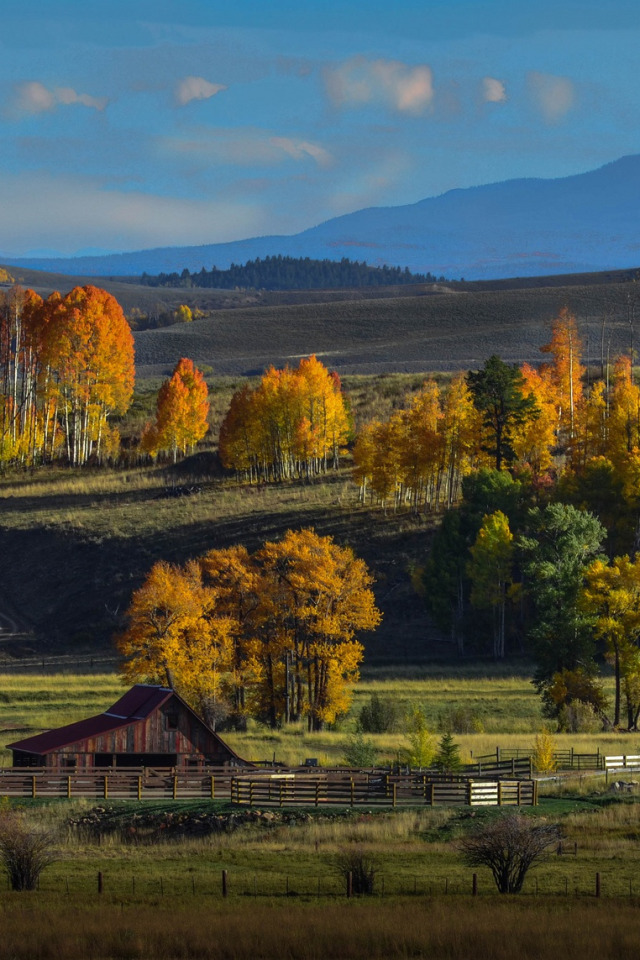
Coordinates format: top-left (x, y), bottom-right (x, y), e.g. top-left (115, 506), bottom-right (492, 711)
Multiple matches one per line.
top-left (0, 767), bottom-right (537, 806)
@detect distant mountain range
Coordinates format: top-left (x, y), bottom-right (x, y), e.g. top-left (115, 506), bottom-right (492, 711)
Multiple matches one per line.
top-left (4, 155), bottom-right (640, 281)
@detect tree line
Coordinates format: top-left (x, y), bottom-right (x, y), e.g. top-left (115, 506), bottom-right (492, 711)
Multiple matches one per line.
top-left (117, 529), bottom-right (381, 731)
top-left (140, 255), bottom-right (442, 291)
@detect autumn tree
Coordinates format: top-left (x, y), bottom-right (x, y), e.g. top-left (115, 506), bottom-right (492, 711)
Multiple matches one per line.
top-left (219, 355), bottom-right (349, 481)
top-left (0, 284), bottom-right (134, 465)
top-left (540, 308), bottom-right (584, 450)
top-left (117, 529), bottom-right (381, 731)
top-left (468, 511), bottom-right (514, 659)
top-left (583, 555), bottom-right (640, 728)
top-left (142, 357), bottom-right (209, 462)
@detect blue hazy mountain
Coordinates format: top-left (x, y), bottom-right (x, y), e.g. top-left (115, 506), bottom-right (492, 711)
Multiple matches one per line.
top-left (4, 155), bottom-right (640, 281)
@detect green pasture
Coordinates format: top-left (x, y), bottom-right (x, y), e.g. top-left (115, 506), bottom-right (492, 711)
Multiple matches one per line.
top-left (0, 670), bottom-right (637, 769)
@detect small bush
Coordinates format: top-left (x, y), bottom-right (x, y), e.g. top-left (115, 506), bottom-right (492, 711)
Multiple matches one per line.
top-left (359, 694), bottom-right (404, 733)
top-left (556, 701), bottom-right (603, 733)
top-left (0, 811), bottom-right (58, 891)
top-left (438, 707), bottom-right (484, 734)
top-left (402, 708), bottom-right (436, 768)
top-left (459, 813), bottom-right (561, 894)
top-left (342, 730), bottom-right (378, 767)
top-left (334, 846), bottom-right (377, 895)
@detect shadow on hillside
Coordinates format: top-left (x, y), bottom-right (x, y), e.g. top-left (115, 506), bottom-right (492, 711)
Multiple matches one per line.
top-left (0, 496), bottom-right (442, 665)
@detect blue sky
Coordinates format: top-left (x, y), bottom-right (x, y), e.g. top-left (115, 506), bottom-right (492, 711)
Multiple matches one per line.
top-left (1, 0), bottom-right (639, 257)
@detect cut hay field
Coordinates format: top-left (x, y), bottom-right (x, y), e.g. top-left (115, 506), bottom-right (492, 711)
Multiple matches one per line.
top-left (132, 280), bottom-right (634, 379)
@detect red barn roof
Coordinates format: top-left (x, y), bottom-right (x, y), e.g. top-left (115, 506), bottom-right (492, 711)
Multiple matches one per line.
top-left (6, 685), bottom-right (238, 758)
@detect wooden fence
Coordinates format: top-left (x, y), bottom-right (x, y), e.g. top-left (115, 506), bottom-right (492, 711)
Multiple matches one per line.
top-left (0, 767), bottom-right (537, 806)
top-left (476, 748), bottom-right (605, 771)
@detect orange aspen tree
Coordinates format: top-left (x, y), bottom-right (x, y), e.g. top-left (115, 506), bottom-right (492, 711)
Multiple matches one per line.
top-left (540, 308), bottom-right (585, 449)
top-left (0, 284), bottom-right (133, 465)
top-left (609, 356), bottom-right (640, 462)
top-left (143, 357), bottom-right (209, 462)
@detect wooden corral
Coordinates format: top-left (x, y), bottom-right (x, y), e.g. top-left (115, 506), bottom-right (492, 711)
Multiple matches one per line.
top-left (6, 685), bottom-right (248, 770)
top-left (0, 767), bottom-right (538, 806)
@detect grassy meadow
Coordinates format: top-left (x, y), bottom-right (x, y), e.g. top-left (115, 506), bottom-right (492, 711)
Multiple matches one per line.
top-left (0, 670), bottom-right (636, 769)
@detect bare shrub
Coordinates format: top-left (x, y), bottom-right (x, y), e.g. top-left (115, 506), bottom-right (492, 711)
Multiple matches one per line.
top-left (334, 846), bottom-right (377, 895)
top-left (459, 814), bottom-right (561, 894)
top-left (0, 811), bottom-right (58, 891)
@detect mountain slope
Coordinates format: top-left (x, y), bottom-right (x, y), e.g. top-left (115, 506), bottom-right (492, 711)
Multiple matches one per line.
top-left (4, 155), bottom-right (640, 280)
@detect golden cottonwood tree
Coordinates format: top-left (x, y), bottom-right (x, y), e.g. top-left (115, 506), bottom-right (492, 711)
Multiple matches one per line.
top-left (116, 529), bottom-right (381, 730)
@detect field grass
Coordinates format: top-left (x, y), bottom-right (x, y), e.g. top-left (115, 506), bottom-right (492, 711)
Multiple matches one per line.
top-left (0, 671), bottom-right (636, 769)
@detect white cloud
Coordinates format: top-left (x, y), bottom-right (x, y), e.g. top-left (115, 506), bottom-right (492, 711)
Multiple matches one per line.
top-left (166, 129), bottom-right (332, 167)
top-left (175, 76), bottom-right (227, 106)
top-left (527, 72), bottom-right (575, 123)
top-left (483, 77), bottom-right (507, 103)
top-left (15, 81), bottom-right (107, 114)
top-left (324, 56), bottom-right (433, 114)
top-left (269, 137), bottom-right (332, 167)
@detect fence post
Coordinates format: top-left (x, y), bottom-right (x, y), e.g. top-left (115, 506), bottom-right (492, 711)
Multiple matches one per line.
top-left (222, 870), bottom-right (228, 898)
top-left (173, 775), bottom-right (178, 800)
top-left (533, 780), bottom-right (539, 805)
top-left (392, 782), bottom-right (397, 808)
top-left (210, 775), bottom-right (215, 800)
top-left (279, 782), bottom-right (283, 807)
top-left (595, 872), bottom-right (601, 898)
top-left (249, 781), bottom-right (254, 807)
top-left (137, 776), bottom-right (142, 801)
top-left (517, 780), bottom-right (522, 805)
top-left (31, 775), bottom-right (36, 799)
top-left (104, 775), bottom-right (108, 800)
top-left (497, 781), bottom-right (503, 806)
top-left (472, 873), bottom-right (477, 896)
top-left (350, 779), bottom-right (354, 807)
top-left (231, 776), bottom-right (236, 803)
top-left (67, 775), bottom-right (72, 799)
top-left (315, 781), bottom-right (320, 808)
top-left (467, 780), bottom-right (473, 806)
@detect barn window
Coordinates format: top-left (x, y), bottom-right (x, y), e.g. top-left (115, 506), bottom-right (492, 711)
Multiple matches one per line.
top-left (166, 712), bottom-right (179, 730)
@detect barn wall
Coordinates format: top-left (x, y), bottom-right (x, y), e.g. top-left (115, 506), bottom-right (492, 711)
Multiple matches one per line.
top-left (38, 698), bottom-right (239, 769)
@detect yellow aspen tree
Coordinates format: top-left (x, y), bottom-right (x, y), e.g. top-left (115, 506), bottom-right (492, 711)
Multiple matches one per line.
top-left (583, 555), bottom-right (640, 728)
top-left (511, 363), bottom-right (556, 476)
top-left (468, 511), bottom-right (514, 659)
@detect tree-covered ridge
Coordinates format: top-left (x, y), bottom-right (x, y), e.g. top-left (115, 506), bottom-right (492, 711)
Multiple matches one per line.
top-left (140, 255), bottom-right (443, 290)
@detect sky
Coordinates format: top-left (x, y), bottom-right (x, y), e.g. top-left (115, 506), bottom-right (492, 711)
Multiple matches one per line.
top-left (2, 0), bottom-right (640, 257)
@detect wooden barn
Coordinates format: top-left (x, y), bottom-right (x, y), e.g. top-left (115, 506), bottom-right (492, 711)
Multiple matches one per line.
top-left (7, 684), bottom-right (248, 771)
